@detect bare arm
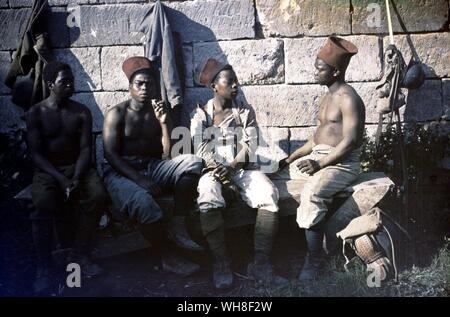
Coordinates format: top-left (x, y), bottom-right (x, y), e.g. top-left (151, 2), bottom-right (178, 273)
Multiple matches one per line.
top-left (26, 106), bottom-right (69, 188)
top-left (318, 94), bottom-right (362, 168)
top-left (286, 137), bottom-right (314, 163)
top-left (72, 107), bottom-right (92, 181)
top-left (153, 100), bottom-right (173, 158)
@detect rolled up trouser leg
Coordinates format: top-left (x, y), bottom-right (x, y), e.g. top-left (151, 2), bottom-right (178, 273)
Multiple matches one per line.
top-left (254, 209), bottom-right (278, 262)
top-left (199, 208), bottom-right (226, 258)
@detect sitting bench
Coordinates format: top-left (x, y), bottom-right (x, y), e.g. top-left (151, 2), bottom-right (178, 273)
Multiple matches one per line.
top-left (14, 170), bottom-right (394, 259)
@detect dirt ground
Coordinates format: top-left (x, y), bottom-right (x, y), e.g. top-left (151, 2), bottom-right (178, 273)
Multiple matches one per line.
top-left (1, 184), bottom-right (447, 297)
top-left (0, 196), bottom-right (305, 297)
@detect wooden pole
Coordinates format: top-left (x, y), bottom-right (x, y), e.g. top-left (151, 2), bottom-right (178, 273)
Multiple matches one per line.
top-left (385, 0), bottom-right (395, 45)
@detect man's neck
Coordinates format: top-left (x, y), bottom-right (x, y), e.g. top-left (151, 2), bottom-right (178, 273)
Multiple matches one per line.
top-left (213, 95), bottom-right (233, 111)
top-left (47, 93), bottom-right (67, 109)
top-left (327, 78), bottom-right (345, 93)
top-left (129, 98), bottom-right (147, 112)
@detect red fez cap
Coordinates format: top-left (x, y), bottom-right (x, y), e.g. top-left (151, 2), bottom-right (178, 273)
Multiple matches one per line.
top-left (317, 37), bottom-right (358, 72)
top-left (199, 58), bottom-right (232, 86)
top-left (122, 56), bottom-right (154, 81)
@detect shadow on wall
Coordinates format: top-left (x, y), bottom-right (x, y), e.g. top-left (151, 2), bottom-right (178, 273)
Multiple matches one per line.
top-left (50, 8), bottom-right (104, 133)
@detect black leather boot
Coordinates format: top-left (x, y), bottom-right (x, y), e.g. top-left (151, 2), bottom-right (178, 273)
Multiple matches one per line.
top-left (32, 220), bottom-right (55, 295)
top-left (200, 209), bottom-right (233, 289)
top-left (247, 209), bottom-right (288, 285)
top-left (139, 222), bottom-right (200, 277)
top-left (298, 228), bottom-right (324, 282)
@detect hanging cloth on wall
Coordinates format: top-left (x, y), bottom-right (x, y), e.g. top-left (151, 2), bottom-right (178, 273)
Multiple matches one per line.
top-left (4, 0), bottom-right (54, 110)
top-left (139, 0), bottom-right (185, 125)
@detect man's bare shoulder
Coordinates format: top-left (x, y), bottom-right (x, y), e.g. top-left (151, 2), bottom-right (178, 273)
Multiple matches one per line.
top-left (337, 84), bottom-right (364, 108)
top-left (67, 99), bottom-right (92, 115)
top-left (104, 100), bottom-right (131, 125)
top-left (26, 101), bottom-right (47, 122)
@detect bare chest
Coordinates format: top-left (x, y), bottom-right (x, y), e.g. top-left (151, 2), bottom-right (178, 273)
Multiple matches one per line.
top-left (40, 110), bottom-right (81, 138)
top-left (124, 111), bottom-right (161, 139)
top-left (317, 95), bottom-right (342, 124)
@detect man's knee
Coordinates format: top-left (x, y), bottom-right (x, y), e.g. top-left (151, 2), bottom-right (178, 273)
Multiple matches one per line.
top-left (197, 174), bottom-right (225, 211)
top-left (247, 177), bottom-right (279, 212)
top-left (31, 187), bottom-right (60, 219)
top-left (129, 192), bottom-right (164, 224)
top-left (198, 173), bottom-right (217, 189)
top-left (178, 154), bottom-right (203, 174)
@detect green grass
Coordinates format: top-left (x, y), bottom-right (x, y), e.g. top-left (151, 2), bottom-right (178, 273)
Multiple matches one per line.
top-left (232, 240), bottom-right (450, 297)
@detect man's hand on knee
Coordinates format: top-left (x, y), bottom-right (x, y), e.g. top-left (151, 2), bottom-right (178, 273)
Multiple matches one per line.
top-left (296, 159), bottom-right (321, 175)
top-left (212, 165), bottom-right (234, 184)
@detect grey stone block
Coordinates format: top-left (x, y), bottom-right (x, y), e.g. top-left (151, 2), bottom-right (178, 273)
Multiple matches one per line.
top-left (240, 84), bottom-right (326, 127)
top-left (285, 35), bottom-right (382, 84)
top-left (256, 127), bottom-right (289, 166)
top-left (0, 96), bottom-right (26, 133)
top-left (54, 47), bottom-right (102, 92)
top-left (0, 51), bottom-right (12, 95)
top-left (352, 0), bottom-right (449, 34)
top-left (181, 87), bottom-right (212, 126)
top-left (352, 82), bottom-right (385, 124)
top-left (0, 9), bottom-right (31, 50)
top-left (404, 80), bottom-right (443, 122)
top-left (8, 0), bottom-right (33, 7)
top-left (289, 127), bottom-right (316, 154)
top-left (165, 0), bottom-right (255, 43)
top-left (42, 6), bottom-right (71, 48)
top-left (255, 0), bottom-right (351, 37)
top-left (0, 7), bottom-right (70, 50)
top-left (69, 4), bottom-right (148, 47)
top-left (100, 45), bottom-right (144, 91)
top-left (192, 39), bottom-right (284, 86)
top-left (72, 91), bottom-right (129, 131)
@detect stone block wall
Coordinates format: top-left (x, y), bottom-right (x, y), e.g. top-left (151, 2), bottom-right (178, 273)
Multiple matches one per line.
top-left (0, 0), bottom-right (449, 161)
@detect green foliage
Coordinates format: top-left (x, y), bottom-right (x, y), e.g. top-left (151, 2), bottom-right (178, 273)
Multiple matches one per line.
top-left (234, 240), bottom-right (450, 297)
top-left (360, 118), bottom-right (450, 181)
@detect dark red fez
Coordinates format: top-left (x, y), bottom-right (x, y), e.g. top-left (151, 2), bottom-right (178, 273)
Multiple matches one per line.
top-left (122, 56), bottom-right (154, 81)
top-left (317, 37), bottom-right (358, 72)
top-left (199, 58), bottom-right (232, 86)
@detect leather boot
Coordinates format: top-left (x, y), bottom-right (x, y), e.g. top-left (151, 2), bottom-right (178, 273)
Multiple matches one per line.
top-left (32, 221), bottom-right (55, 294)
top-left (138, 222), bottom-right (200, 277)
top-left (248, 209), bottom-right (288, 285)
top-left (200, 209), bottom-right (233, 289)
top-left (298, 228), bottom-right (324, 282)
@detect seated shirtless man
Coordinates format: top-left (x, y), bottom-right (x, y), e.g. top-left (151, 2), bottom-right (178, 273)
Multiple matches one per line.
top-left (102, 56), bottom-right (203, 276)
top-left (26, 61), bottom-right (108, 294)
top-left (279, 37), bottom-right (365, 282)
